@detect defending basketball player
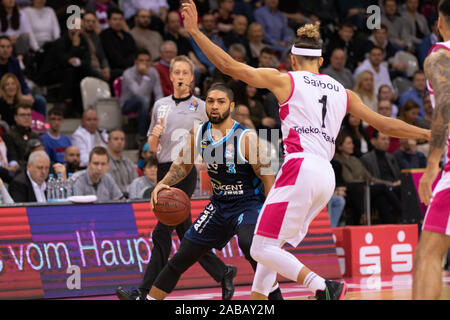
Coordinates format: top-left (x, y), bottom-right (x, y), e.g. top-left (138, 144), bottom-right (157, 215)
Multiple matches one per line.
top-left (145, 83), bottom-right (282, 300)
top-left (414, 0), bottom-right (450, 300)
top-left (181, 0), bottom-right (430, 300)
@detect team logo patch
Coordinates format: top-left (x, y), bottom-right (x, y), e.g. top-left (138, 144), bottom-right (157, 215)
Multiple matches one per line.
top-left (225, 144), bottom-right (234, 159)
top-left (189, 100), bottom-right (199, 111)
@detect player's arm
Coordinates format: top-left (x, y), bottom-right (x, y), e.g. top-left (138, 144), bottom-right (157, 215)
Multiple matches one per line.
top-left (347, 89), bottom-right (431, 140)
top-left (181, 0), bottom-right (291, 102)
top-left (419, 50), bottom-right (450, 205)
top-left (151, 130), bottom-right (196, 209)
top-left (242, 131), bottom-right (275, 197)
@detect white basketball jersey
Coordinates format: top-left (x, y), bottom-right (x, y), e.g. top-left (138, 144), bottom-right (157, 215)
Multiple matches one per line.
top-left (426, 40), bottom-right (450, 173)
top-left (279, 71), bottom-right (348, 161)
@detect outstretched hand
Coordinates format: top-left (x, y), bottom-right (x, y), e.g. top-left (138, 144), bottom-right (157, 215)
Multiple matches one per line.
top-left (181, 0), bottom-right (200, 35)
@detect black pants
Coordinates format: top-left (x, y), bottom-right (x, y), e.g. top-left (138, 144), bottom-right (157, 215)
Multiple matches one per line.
top-left (345, 183), bottom-right (402, 225)
top-left (154, 224), bottom-right (257, 294)
top-left (139, 162), bottom-right (227, 292)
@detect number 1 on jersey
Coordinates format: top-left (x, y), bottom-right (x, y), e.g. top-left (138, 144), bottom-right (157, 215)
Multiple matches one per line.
top-left (319, 95), bottom-right (328, 128)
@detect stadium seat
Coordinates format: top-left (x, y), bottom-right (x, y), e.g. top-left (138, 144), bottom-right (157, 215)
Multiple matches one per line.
top-left (392, 77), bottom-right (413, 96)
top-left (95, 98), bottom-right (123, 131)
top-left (80, 77), bottom-right (111, 110)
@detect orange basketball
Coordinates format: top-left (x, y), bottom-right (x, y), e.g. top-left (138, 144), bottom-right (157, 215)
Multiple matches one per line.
top-left (153, 188), bottom-right (190, 226)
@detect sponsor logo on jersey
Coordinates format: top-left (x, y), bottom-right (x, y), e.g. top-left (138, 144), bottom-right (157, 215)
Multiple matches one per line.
top-left (211, 178), bottom-right (244, 196)
top-left (293, 126), bottom-right (336, 144)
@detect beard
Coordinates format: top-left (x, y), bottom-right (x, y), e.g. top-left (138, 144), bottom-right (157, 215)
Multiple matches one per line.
top-left (208, 107), bottom-right (231, 124)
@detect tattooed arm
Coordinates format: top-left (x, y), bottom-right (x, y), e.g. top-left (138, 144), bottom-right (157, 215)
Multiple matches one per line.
top-left (419, 50), bottom-right (450, 205)
top-left (151, 130), bottom-right (196, 209)
top-left (242, 130), bottom-right (276, 197)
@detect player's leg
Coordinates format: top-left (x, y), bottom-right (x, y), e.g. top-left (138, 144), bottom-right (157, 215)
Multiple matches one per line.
top-left (237, 223), bottom-right (283, 300)
top-left (413, 230), bottom-right (450, 299)
top-left (149, 238), bottom-right (212, 299)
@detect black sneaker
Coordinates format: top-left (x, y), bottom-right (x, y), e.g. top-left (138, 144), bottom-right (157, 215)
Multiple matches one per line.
top-left (116, 286), bottom-right (147, 300)
top-left (315, 280), bottom-right (347, 300)
top-left (221, 265), bottom-right (237, 300)
top-left (268, 287), bottom-right (283, 300)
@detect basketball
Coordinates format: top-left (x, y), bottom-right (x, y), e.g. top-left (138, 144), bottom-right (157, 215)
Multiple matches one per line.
top-left (153, 188), bottom-right (191, 226)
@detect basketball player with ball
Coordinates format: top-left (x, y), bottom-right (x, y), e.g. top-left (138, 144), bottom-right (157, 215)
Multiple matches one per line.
top-left (181, 0), bottom-right (430, 300)
top-left (144, 82), bottom-right (283, 300)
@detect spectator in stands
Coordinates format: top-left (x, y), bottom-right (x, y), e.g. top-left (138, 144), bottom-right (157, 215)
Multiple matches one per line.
top-left (9, 150), bottom-right (49, 202)
top-left (381, 0), bottom-right (408, 49)
top-left (0, 36), bottom-right (46, 117)
top-left (121, 49), bottom-right (163, 139)
top-left (254, 0), bottom-right (292, 54)
top-left (46, 21), bottom-right (92, 117)
top-left (86, 0), bottom-right (120, 31)
top-left (232, 104), bottom-right (256, 130)
top-left (130, 9), bottom-right (163, 63)
top-left (107, 128), bottom-right (137, 196)
top-left (333, 132), bottom-right (402, 225)
top-left (124, 0), bottom-right (169, 26)
top-left (417, 17), bottom-right (439, 69)
top-left (378, 84), bottom-right (399, 118)
top-left (366, 99), bottom-right (401, 154)
top-left (0, 0), bottom-right (39, 55)
top-left (328, 160), bottom-right (346, 228)
top-left (40, 107), bottom-right (71, 164)
top-left (0, 133), bottom-right (14, 182)
top-left (417, 92), bottom-right (432, 129)
top-left (243, 84), bottom-right (275, 130)
top-left (366, 24), bottom-right (399, 61)
top-left (71, 108), bottom-right (108, 167)
top-left (154, 40), bottom-right (177, 97)
top-left (394, 138), bottom-right (427, 170)
top-left (353, 70), bottom-right (378, 112)
top-left (82, 11), bottom-right (110, 83)
top-left (398, 100), bottom-right (420, 126)
top-left (73, 146), bottom-right (123, 201)
top-left (3, 104), bottom-right (40, 168)
top-left (222, 14), bottom-right (250, 56)
top-left (323, 22), bottom-right (363, 71)
top-left (100, 8), bottom-right (137, 85)
top-left (189, 12), bottom-right (226, 76)
top-left (247, 22), bottom-right (269, 67)
top-left (257, 46), bottom-right (276, 68)
top-left (401, 0), bottom-right (430, 50)
top-left (0, 176), bottom-right (13, 203)
top-left (213, 0), bottom-right (235, 35)
top-left (353, 46), bottom-right (394, 94)
top-left (127, 154), bottom-right (157, 200)
top-left (0, 72), bottom-right (23, 126)
top-left (321, 48), bottom-right (354, 89)
top-left (164, 11), bottom-right (207, 85)
top-left (341, 113), bottom-right (371, 158)
top-left (335, 0), bottom-right (371, 31)
top-left (23, 0), bottom-right (60, 49)
top-left (136, 141), bottom-right (153, 176)
top-left (398, 70), bottom-right (427, 120)
top-left (361, 131), bottom-right (402, 187)
top-left (64, 145), bottom-right (84, 175)
top-left (23, 137), bottom-right (44, 164)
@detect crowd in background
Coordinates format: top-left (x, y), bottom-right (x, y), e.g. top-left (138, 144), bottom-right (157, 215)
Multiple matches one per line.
top-left (0, 0), bottom-right (443, 228)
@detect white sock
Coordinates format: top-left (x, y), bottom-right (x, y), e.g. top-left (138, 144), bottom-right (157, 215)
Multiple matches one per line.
top-left (146, 295), bottom-right (156, 300)
top-left (303, 272), bottom-right (326, 294)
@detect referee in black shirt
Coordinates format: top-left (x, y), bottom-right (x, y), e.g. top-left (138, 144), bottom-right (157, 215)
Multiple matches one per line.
top-left (116, 56), bottom-right (236, 300)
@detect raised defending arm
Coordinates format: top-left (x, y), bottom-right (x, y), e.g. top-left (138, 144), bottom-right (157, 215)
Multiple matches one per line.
top-left (347, 89), bottom-right (431, 140)
top-left (181, 0), bottom-right (291, 103)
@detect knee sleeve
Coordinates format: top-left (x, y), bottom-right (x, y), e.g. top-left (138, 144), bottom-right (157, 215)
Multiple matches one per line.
top-left (251, 234), bottom-right (304, 282)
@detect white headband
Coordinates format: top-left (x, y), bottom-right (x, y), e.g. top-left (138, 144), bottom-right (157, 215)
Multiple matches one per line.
top-left (291, 46), bottom-right (322, 57)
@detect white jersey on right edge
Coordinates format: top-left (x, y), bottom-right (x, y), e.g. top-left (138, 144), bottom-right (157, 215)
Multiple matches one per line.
top-left (279, 71), bottom-right (348, 161)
